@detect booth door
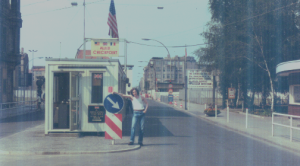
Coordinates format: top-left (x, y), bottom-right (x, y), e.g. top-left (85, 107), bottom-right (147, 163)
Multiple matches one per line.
top-left (70, 72), bottom-right (81, 131)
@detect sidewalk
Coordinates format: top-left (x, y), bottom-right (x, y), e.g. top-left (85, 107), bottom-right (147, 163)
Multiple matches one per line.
top-left (159, 99), bottom-right (300, 155)
top-left (0, 117), bottom-right (139, 155)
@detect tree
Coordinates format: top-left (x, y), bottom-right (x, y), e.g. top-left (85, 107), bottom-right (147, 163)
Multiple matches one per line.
top-left (196, 0), bottom-right (300, 110)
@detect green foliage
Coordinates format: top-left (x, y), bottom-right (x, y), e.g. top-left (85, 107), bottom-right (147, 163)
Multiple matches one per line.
top-left (196, 0), bottom-right (300, 108)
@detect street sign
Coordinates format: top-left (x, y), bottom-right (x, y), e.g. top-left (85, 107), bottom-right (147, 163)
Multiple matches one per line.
top-left (104, 94), bottom-right (124, 114)
top-left (228, 88), bottom-right (236, 99)
top-left (168, 94), bottom-right (174, 102)
top-left (169, 84), bottom-right (173, 88)
top-left (187, 70), bottom-right (213, 88)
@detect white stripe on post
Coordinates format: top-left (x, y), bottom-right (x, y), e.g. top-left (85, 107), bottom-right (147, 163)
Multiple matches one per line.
top-left (227, 100), bottom-right (229, 123)
top-left (246, 108), bottom-right (248, 129)
top-left (215, 105), bottom-right (217, 119)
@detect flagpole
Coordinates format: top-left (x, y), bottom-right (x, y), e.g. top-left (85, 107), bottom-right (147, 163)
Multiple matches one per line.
top-left (185, 45), bottom-right (187, 110)
top-left (83, 0), bottom-right (86, 59)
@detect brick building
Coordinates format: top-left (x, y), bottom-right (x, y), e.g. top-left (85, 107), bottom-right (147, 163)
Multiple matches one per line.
top-left (0, 0), bottom-right (22, 103)
top-left (143, 56), bottom-right (198, 92)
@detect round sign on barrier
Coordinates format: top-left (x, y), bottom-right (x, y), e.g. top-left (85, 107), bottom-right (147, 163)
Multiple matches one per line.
top-left (104, 94), bottom-right (124, 114)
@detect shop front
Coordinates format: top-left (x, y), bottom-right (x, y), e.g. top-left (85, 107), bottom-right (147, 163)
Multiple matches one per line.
top-left (276, 60), bottom-right (300, 115)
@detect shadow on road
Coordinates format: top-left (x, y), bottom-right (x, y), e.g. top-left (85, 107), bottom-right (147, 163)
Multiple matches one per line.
top-left (123, 100), bottom-right (191, 138)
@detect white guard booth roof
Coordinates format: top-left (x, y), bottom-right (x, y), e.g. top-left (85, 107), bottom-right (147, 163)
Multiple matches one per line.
top-left (276, 59), bottom-right (300, 76)
top-left (44, 58), bottom-right (127, 134)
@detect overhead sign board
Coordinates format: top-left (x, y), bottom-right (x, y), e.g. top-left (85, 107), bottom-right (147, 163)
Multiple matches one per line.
top-left (187, 70), bottom-right (213, 88)
top-left (104, 94), bottom-right (124, 114)
top-left (91, 38), bottom-right (119, 57)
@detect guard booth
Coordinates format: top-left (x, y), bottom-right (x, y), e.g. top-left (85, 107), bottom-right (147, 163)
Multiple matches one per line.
top-left (44, 58), bottom-right (127, 135)
top-left (276, 60), bottom-right (300, 115)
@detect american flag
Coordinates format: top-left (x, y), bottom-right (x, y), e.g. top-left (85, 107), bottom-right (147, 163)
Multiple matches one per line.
top-left (107, 0), bottom-right (119, 38)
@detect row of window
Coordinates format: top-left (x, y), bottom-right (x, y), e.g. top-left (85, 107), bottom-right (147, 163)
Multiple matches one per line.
top-left (155, 61), bottom-right (184, 65)
top-left (152, 74), bottom-right (183, 79)
top-left (155, 66), bottom-right (184, 71)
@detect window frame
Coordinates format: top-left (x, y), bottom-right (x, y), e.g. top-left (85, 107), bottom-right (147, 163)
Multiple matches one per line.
top-left (91, 73), bottom-right (104, 104)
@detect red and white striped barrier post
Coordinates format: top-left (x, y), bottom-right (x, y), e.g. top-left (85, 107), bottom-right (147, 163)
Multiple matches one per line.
top-left (180, 103), bottom-right (183, 109)
top-left (174, 101), bottom-right (177, 107)
top-left (105, 113), bottom-right (122, 145)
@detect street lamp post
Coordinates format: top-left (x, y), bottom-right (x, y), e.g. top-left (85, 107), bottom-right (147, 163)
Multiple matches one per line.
top-left (71, 1), bottom-right (86, 59)
top-left (28, 50), bottom-right (37, 103)
top-left (25, 57), bottom-right (43, 109)
top-left (138, 61), bottom-right (149, 93)
top-left (142, 38), bottom-right (172, 84)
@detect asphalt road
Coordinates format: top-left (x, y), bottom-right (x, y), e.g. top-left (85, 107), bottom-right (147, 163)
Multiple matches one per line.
top-left (1, 100), bottom-right (300, 166)
top-left (0, 110), bottom-right (44, 139)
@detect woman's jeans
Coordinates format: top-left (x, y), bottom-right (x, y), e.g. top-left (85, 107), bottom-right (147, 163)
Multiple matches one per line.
top-left (130, 111), bottom-right (145, 143)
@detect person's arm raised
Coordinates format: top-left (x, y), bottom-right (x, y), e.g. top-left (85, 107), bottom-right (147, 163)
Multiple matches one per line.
top-left (112, 92), bottom-right (132, 99)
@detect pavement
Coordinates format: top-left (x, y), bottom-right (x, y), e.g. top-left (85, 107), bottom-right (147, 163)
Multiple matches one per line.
top-left (1, 98), bottom-right (300, 155)
top-left (165, 98), bottom-right (300, 155)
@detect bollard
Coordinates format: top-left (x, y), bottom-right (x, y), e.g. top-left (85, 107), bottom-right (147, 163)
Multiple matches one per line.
top-left (215, 105), bottom-right (217, 119)
top-left (227, 100), bottom-right (229, 123)
top-left (246, 108), bottom-right (248, 128)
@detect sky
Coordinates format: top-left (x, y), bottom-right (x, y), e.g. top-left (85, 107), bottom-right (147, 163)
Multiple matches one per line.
top-left (20, 0), bottom-right (211, 87)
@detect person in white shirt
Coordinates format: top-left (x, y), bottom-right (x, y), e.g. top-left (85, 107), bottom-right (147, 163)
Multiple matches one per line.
top-left (113, 88), bottom-right (148, 146)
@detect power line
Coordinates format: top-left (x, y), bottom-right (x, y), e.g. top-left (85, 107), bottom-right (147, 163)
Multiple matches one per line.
top-left (222, 2), bottom-right (297, 27)
top-left (127, 41), bottom-right (207, 48)
top-left (23, 0), bottom-right (106, 16)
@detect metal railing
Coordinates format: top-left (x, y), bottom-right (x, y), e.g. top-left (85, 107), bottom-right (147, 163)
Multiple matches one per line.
top-left (272, 113), bottom-right (300, 142)
top-left (0, 100), bottom-right (37, 111)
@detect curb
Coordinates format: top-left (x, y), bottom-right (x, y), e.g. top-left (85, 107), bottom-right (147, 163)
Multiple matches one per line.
top-left (237, 111), bottom-right (266, 119)
top-left (0, 145), bottom-right (141, 155)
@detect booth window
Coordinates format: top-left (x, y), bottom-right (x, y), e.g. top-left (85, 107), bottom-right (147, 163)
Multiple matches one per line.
top-left (294, 86), bottom-right (300, 103)
top-left (91, 73), bottom-right (103, 103)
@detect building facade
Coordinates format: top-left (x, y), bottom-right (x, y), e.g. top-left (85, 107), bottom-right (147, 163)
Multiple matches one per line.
top-left (143, 56), bottom-right (198, 92)
top-left (0, 0), bottom-right (22, 103)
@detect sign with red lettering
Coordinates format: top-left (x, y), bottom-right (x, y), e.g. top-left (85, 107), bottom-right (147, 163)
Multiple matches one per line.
top-left (228, 88), bottom-right (236, 99)
top-left (91, 38), bottom-right (119, 57)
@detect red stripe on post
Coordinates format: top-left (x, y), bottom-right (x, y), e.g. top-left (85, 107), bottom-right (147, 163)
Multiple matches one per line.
top-left (115, 114), bottom-right (122, 122)
top-left (105, 132), bottom-right (113, 139)
top-left (105, 115), bottom-right (122, 139)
